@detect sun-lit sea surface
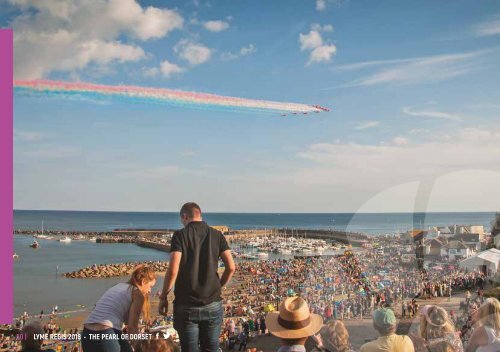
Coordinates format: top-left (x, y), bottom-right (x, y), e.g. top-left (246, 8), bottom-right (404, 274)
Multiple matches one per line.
top-left (13, 210), bottom-right (495, 317)
top-left (14, 210), bottom-right (495, 234)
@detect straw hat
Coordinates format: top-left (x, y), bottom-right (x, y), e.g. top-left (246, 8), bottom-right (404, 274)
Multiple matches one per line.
top-left (266, 296), bottom-right (323, 339)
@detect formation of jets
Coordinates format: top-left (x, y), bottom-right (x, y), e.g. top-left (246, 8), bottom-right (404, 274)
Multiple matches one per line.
top-left (281, 105), bottom-right (330, 117)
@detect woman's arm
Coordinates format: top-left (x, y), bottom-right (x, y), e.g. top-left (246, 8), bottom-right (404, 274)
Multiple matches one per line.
top-left (466, 326), bottom-right (488, 352)
top-left (127, 288), bottom-right (145, 335)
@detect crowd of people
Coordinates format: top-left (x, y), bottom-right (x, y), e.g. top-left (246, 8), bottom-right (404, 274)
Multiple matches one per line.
top-left (7, 203), bottom-right (499, 352)
top-left (222, 250), bottom-right (488, 324)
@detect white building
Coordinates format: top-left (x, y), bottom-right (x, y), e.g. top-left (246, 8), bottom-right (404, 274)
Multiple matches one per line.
top-left (454, 233), bottom-right (482, 252)
top-left (441, 240), bottom-right (472, 262)
top-left (459, 248), bottom-right (500, 276)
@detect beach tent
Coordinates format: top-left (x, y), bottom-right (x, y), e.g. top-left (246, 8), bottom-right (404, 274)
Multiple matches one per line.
top-left (459, 248), bottom-right (500, 274)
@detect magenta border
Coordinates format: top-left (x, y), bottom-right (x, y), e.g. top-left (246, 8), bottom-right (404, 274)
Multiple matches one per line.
top-left (0, 29), bottom-right (13, 324)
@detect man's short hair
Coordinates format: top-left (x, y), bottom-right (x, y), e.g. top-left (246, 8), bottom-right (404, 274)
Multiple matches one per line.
top-left (180, 202), bottom-right (202, 219)
top-left (21, 321), bottom-right (44, 349)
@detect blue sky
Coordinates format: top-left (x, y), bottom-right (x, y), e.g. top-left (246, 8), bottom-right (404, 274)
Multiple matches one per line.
top-left (6, 0), bottom-right (500, 212)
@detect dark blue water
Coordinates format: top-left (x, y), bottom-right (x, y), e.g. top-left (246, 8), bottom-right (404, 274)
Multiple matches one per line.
top-left (14, 210), bottom-right (496, 235)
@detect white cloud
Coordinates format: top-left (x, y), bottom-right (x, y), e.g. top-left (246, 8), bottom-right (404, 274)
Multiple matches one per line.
top-left (174, 39), bottom-right (212, 65)
top-left (316, 0), bottom-right (327, 11)
top-left (23, 147), bottom-right (81, 159)
top-left (299, 25), bottom-right (337, 65)
top-left (144, 67), bottom-right (160, 77)
top-left (391, 136), bottom-right (408, 146)
top-left (311, 23), bottom-right (334, 32)
top-left (221, 44), bottom-right (257, 60)
top-left (159, 60), bottom-right (184, 78)
top-left (14, 130), bottom-right (44, 141)
top-left (299, 30), bottom-right (323, 51)
top-left (72, 39), bottom-right (146, 68)
top-left (10, 0), bottom-right (183, 79)
top-left (119, 165), bottom-right (181, 179)
top-left (473, 15), bottom-right (500, 37)
top-left (354, 121), bottom-right (380, 130)
top-left (294, 127), bottom-right (500, 189)
top-left (309, 45), bottom-right (337, 65)
top-left (409, 128), bottom-right (430, 134)
top-left (203, 20), bottom-right (230, 32)
top-left (467, 103), bottom-right (500, 110)
top-left (334, 51), bottom-right (485, 88)
top-left (144, 59), bottom-right (185, 78)
top-left (402, 106), bottom-right (462, 121)
top-left (315, 1), bottom-right (344, 13)
top-left (131, 5), bottom-right (184, 40)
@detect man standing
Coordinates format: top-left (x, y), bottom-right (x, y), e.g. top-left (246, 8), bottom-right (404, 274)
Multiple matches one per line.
top-left (359, 308), bottom-right (414, 352)
top-left (159, 202), bottom-right (236, 352)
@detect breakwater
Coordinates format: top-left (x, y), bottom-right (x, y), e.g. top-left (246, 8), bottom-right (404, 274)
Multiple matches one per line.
top-left (64, 260), bottom-right (168, 278)
top-left (96, 238), bottom-right (135, 243)
top-left (276, 229), bottom-right (369, 245)
top-left (136, 239), bottom-right (170, 252)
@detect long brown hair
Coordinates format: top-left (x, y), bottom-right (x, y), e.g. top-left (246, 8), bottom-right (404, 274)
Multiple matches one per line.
top-left (477, 297), bottom-right (500, 331)
top-left (127, 265), bottom-right (156, 323)
top-left (320, 320), bottom-right (351, 352)
top-left (419, 306), bottom-right (455, 341)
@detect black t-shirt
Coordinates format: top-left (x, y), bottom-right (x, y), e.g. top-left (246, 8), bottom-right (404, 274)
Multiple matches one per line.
top-left (170, 221), bottom-right (230, 306)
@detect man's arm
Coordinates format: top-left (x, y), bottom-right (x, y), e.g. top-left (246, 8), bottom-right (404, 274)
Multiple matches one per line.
top-left (220, 249), bottom-right (236, 287)
top-left (160, 251), bottom-right (182, 300)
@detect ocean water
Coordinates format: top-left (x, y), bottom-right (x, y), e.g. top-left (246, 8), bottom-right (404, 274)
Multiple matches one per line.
top-left (12, 210), bottom-right (496, 317)
top-left (13, 236), bottom-right (168, 317)
top-left (13, 210), bottom-right (496, 235)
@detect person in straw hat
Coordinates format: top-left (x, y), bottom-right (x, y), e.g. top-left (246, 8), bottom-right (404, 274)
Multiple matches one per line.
top-left (266, 296), bottom-right (323, 352)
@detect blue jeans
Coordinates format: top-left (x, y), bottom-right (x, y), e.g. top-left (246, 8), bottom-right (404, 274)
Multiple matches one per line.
top-left (81, 327), bottom-right (132, 352)
top-left (174, 300), bottom-right (223, 352)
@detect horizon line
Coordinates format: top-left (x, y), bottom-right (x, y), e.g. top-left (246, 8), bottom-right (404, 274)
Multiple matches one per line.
top-left (13, 209), bottom-right (498, 215)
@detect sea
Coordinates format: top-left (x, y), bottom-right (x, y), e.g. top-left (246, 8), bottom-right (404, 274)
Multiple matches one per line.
top-left (12, 210), bottom-right (496, 318)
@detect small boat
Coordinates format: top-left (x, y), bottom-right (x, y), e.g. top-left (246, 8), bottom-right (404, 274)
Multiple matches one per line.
top-left (34, 221), bottom-right (47, 239)
top-left (29, 240), bottom-right (40, 249)
top-left (241, 254), bottom-right (258, 260)
top-left (58, 236), bottom-right (72, 243)
top-left (13, 253), bottom-right (19, 259)
top-left (88, 237), bottom-right (97, 242)
top-left (257, 252), bottom-right (269, 259)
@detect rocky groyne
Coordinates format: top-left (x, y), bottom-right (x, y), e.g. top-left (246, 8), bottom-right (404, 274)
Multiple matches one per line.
top-left (63, 260), bottom-right (168, 278)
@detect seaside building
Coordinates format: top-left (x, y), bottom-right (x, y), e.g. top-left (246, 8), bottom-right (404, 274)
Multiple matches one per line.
top-left (424, 238), bottom-right (445, 257)
top-left (459, 248), bottom-right (500, 276)
top-left (453, 233), bottom-right (482, 252)
top-left (492, 213), bottom-right (500, 249)
top-left (405, 229), bottom-right (427, 244)
top-left (440, 240), bottom-right (472, 262)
